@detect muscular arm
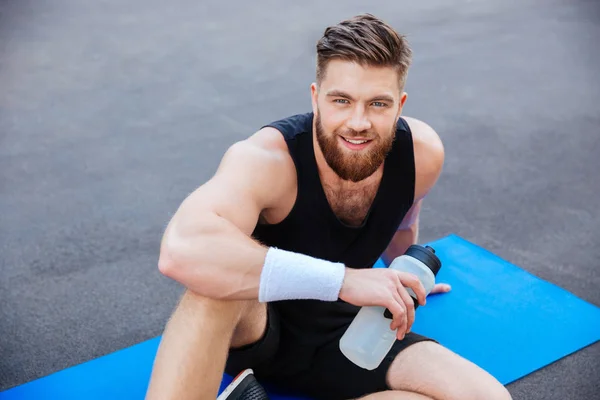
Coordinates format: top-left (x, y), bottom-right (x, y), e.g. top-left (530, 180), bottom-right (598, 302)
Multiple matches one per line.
top-left (158, 129), bottom-right (296, 300)
top-left (382, 117), bottom-right (444, 266)
top-left (381, 200), bottom-right (421, 266)
top-left (156, 123), bottom-right (439, 343)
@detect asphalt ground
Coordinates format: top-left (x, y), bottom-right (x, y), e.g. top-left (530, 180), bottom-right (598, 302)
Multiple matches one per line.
top-left (1, 1), bottom-right (599, 398)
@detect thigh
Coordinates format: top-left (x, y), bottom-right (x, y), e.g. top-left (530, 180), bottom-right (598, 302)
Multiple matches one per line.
top-left (298, 332), bottom-right (435, 400)
top-left (224, 303), bottom-right (279, 377)
top-left (230, 300), bottom-right (269, 348)
top-left (386, 341), bottom-right (509, 399)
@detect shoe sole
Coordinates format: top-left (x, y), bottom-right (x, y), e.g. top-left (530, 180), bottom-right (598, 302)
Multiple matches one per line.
top-left (216, 369), bottom-right (254, 400)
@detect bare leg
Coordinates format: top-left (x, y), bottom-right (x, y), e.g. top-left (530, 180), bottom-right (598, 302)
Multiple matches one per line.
top-left (358, 390), bottom-right (432, 399)
top-left (386, 341), bottom-right (512, 400)
top-left (145, 290), bottom-right (267, 400)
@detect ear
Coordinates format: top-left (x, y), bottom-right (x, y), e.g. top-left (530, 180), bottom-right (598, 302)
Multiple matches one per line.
top-left (400, 92), bottom-right (408, 108)
top-left (397, 92), bottom-right (408, 120)
top-left (310, 82), bottom-right (319, 115)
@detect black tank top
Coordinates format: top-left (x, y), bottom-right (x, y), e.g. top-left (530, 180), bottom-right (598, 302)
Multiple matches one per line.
top-left (253, 112), bottom-right (416, 344)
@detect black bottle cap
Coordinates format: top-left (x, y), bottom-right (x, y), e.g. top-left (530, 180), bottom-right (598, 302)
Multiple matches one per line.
top-left (383, 245), bottom-right (442, 320)
top-left (405, 245), bottom-right (442, 276)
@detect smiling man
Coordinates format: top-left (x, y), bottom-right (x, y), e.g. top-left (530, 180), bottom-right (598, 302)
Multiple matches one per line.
top-left (146, 14), bottom-right (512, 400)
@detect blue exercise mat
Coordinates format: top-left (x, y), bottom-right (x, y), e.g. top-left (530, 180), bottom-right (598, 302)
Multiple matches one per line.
top-left (2, 234), bottom-right (599, 399)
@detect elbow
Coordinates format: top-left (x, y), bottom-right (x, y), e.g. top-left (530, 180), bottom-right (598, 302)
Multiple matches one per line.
top-left (156, 214), bottom-right (231, 298)
top-left (157, 217), bottom-right (196, 280)
top-left (158, 248), bottom-right (188, 285)
top-left (157, 253), bottom-right (177, 279)
top-left (156, 239), bottom-right (222, 299)
top-left (156, 230), bottom-right (189, 282)
top-left (157, 251), bottom-right (206, 293)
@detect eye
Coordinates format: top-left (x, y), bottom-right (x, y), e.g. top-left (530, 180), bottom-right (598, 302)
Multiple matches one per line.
top-left (334, 99), bottom-right (349, 104)
top-left (372, 101), bottom-right (387, 108)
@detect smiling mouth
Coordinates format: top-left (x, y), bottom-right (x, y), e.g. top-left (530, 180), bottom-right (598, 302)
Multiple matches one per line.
top-left (341, 137), bottom-right (372, 145)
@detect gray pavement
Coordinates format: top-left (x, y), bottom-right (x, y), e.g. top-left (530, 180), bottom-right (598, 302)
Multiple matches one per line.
top-left (1, 0), bottom-right (599, 398)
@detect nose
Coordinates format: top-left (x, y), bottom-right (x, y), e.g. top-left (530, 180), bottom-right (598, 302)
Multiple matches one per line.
top-left (346, 107), bottom-right (371, 133)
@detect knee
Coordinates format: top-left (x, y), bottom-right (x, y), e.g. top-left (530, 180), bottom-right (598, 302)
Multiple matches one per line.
top-left (488, 385), bottom-right (512, 400)
top-left (461, 381), bottom-right (512, 400)
top-left (175, 289), bottom-right (249, 328)
top-left (438, 373), bottom-right (511, 400)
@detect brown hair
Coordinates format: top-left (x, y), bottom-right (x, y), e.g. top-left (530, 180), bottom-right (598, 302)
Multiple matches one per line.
top-left (316, 14), bottom-right (412, 90)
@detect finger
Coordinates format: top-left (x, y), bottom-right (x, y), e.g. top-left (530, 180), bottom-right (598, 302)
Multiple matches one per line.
top-left (390, 292), bottom-right (406, 331)
top-left (388, 295), bottom-right (406, 334)
top-left (397, 272), bottom-right (427, 306)
top-left (391, 292), bottom-right (407, 340)
top-left (396, 306), bottom-right (407, 340)
top-left (397, 285), bottom-right (415, 334)
top-left (385, 271), bottom-right (405, 331)
top-left (429, 283), bottom-right (452, 295)
top-left (392, 296), bottom-right (406, 330)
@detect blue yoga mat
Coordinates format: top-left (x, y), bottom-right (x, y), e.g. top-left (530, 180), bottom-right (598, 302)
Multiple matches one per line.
top-left (2, 234), bottom-right (599, 399)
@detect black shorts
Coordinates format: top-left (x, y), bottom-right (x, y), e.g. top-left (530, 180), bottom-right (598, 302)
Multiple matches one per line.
top-left (225, 302), bottom-right (436, 400)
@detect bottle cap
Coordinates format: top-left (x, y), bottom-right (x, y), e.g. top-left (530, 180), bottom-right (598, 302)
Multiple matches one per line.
top-left (405, 245), bottom-right (442, 276)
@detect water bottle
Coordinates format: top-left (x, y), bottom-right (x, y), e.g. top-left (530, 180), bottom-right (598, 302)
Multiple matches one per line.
top-left (339, 244), bottom-right (442, 370)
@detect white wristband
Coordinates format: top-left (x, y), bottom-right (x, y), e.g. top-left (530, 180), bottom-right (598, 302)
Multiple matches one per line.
top-left (258, 247), bottom-right (346, 302)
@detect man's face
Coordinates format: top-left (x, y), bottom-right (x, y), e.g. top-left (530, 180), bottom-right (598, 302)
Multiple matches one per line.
top-left (311, 59), bottom-right (407, 182)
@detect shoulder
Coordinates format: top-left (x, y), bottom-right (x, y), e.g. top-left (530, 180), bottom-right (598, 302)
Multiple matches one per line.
top-left (245, 126), bottom-right (291, 157)
top-left (402, 116), bottom-right (445, 200)
top-left (217, 127), bottom-right (297, 213)
top-left (222, 126), bottom-right (295, 181)
top-left (263, 112), bottom-right (314, 138)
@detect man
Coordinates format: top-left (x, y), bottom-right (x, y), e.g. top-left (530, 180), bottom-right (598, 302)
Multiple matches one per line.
top-left (146, 14), bottom-right (512, 400)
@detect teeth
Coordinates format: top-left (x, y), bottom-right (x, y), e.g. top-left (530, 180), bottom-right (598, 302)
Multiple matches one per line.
top-left (344, 138), bottom-right (368, 144)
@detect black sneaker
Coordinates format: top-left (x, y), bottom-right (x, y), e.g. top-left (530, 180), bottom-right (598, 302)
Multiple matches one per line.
top-left (217, 369), bottom-right (269, 400)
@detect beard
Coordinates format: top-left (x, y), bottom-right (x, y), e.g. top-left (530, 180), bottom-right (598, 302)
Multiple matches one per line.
top-left (315, 112), bottom-right (395, 182)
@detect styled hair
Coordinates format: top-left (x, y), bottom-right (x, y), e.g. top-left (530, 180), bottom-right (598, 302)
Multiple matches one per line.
top-left (316, 14), bottom-right (412, 90)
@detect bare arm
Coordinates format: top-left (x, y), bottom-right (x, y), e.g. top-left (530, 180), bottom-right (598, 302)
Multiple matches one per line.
top-left (158, 129), bottom-right (296, 300)
top-left (159, 126), bottom-right (432, 338)
top-left (382, 117), bottom-right (444, 267)
top-left (381, 200), bottom-right (421, 266)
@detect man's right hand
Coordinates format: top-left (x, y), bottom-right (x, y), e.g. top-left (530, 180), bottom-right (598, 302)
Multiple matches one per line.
top-left (338, 268), bottom-right (427, 340)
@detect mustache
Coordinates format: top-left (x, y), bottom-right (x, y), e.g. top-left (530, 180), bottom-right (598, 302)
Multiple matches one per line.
top-left (335, 128), bottom-right (377, 139)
